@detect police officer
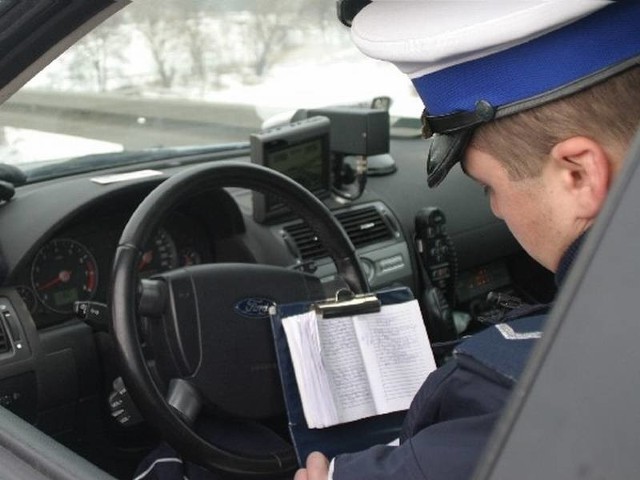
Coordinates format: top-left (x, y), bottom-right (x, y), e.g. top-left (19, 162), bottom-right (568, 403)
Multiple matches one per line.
top-left (295, 1), bottom-right (640, 479)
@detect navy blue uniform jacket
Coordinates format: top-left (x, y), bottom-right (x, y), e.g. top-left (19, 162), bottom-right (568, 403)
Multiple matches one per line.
top-left (333, 314), bottom-right (545, 480)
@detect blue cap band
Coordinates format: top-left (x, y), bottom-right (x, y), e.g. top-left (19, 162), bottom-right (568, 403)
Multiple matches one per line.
top-left (413, 2), bottom-right (640, 117)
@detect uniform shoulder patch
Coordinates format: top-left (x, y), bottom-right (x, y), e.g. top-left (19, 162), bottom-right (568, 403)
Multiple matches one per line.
top-left (454, 315), bottom-right (546, 384)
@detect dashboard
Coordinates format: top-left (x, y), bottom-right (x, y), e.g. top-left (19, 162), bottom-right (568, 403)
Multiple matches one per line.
top-left (0, 137), bottom-right (559, 331)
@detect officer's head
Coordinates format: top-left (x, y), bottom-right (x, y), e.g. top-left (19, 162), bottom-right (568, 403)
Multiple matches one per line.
top-left (349, 1), bottom-right (640, 272)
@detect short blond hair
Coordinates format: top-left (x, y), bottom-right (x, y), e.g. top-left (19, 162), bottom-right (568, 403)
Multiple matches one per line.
top-left (470, 66), bottom-right (640, 180)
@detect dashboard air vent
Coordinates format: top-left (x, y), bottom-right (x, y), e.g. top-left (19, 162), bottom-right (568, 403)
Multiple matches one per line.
top-left (0, 321), bottom-right (9, 354)
top-left (283, 222), bottom-right (327, 260)
top-left (283, 205), bottom-right (394, 261)
top-left (335, 206), bottom-right (394, 249)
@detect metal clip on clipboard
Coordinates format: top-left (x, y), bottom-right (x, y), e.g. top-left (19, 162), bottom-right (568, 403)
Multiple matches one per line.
top-left (313, 289), bottom-right (381, 319)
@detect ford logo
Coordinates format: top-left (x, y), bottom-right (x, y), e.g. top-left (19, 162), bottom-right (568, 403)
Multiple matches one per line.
top-left (234, 298), bottom-right (276, 319)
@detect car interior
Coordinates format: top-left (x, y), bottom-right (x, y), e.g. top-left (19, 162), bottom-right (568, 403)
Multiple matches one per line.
top-left (1, 0), bottom-right (633, 479)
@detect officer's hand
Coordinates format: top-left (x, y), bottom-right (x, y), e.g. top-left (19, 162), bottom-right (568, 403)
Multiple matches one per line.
top-left (294, 451), bottom-right (330, 480)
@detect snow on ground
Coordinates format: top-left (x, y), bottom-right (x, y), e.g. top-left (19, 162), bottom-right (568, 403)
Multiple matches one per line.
top-left (0, 128), bottom-right (122, 166)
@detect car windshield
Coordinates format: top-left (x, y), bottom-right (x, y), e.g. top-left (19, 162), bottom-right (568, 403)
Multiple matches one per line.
top-left (0, 0), bottom-right (421, 182)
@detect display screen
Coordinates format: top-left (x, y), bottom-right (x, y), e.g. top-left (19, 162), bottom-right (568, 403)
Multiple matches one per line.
top-left (456, 260), bottom-right (511, 303)
top-left (53, 287), bottom-right (79, 307)
top-left (267, 138), bottom-right (326, 196)
top-left (251, 116), bottom-right (331, 222)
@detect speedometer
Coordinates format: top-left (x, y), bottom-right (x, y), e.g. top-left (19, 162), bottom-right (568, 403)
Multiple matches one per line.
top-left (31, 238), bottom-right (98, 314)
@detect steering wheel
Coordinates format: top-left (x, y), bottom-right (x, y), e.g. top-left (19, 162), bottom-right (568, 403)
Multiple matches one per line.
top-left (110, 161), bottom-right (368, 477)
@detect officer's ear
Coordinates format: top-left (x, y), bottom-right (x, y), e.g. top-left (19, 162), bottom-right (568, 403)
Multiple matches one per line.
top-left (549, 136), bottom-right (612, 221)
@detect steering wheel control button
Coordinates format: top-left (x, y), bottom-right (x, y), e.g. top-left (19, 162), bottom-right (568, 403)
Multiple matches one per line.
top-left (109, 377), bottom-right (143, 427)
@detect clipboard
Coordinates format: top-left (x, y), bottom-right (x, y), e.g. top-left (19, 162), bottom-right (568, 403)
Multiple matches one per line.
top-left (270, 286), bottom-right (416, 465)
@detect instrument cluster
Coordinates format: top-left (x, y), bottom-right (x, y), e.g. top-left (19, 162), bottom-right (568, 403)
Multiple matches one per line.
top-left (14, 210), bottom-right (211, 328)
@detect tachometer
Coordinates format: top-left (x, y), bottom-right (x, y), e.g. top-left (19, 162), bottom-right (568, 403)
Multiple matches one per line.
top-left (31, 239), bottom-right (98, 314)
top-left (137, 228), bottom-right (179, 277)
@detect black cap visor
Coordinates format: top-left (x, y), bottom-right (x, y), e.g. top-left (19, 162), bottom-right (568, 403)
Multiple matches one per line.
top-left (426, 129), bottom-right (475, 188)
top-left (422, 101), bottom-right (495, 188)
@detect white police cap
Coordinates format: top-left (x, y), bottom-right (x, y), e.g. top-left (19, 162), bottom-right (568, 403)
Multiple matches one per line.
top-left (350, 1), bottom-right (640, 187)
top-left (351, 1), bottom-right (607, 77)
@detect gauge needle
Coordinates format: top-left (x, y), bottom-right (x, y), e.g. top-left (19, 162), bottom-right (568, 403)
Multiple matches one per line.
top-left (138, 251), bottom-right (153, 270)
top-left (38, 270), bottom-right (72, 290)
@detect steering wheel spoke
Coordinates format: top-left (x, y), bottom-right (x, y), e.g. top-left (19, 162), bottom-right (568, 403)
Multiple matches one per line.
top-left (167, 378), bottom-right (203, 425)
top-left (138, 278), bottom-right (167, 317)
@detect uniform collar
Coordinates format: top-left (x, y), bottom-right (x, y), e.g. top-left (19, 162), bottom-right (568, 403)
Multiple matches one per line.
top-left (555, 232), bottom-right (588, 287)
